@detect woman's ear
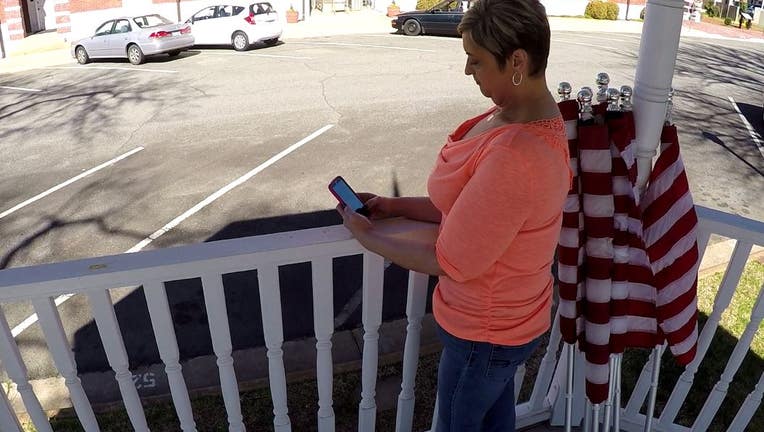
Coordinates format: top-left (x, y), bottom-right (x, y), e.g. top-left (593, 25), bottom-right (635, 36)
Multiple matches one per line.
top-left (510, 49), bottom-right (529, 73)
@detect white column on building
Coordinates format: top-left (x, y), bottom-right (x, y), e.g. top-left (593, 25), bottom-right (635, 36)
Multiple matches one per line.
top-left (632, 0), bottom-right (686, 191)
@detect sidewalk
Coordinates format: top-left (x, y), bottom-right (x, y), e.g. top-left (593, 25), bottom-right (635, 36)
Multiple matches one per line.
top-left (2, 11), bottom-right (763, 75)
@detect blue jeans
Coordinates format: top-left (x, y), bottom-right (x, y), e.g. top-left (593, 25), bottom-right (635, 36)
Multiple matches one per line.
top-left (436, 325), bottom-right (540, 432)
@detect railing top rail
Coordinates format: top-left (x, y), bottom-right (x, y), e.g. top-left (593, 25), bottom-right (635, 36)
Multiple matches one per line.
top-left (695, 205), bottom-right (764, 245)
top-left (0, 219), bottom-right (437, 302)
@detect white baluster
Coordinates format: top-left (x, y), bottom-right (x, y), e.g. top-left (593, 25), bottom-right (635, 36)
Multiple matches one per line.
top-left (430, 393), bottom-right (439, 432)
top-left (200, 273), bottom-right (245, 432)
top-left (142, 282), bottom-right (197, 432)
top-left (0, 310), bottom-right (48, 432)
top-left (624, 343), bottom-right (664, 419)
top-left (32, 297), bottom-right (100, 432)
top-left (514, 363), bottom-right (527, 404)
top-left (529, 312), bottom-right (562, 411)
top-left (727, 368), bottom-right (764, 432)
top-left (86, 288), bottom-right (149, 431)
top-left (602, 355), bottom-right (616, 432)
top-left (311, 256), bottom-right (336, 432)
top-left (0, 381), bottom-right (22, 432)
top-left (395, 271), bottom-right (428, 432)
top-left (693, 280), bottom-right (764, 431)
top-left (659, 241), bottom-right (753, 426)
top-left (257, 265), bottom-right (291, 432)
top-left (644, 344), bottom-right (664, 432)
top-left (358, 252), bottom-right (385, 432)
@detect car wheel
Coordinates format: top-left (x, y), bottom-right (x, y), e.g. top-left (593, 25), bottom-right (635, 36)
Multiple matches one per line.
top-left (403, 19), bottom-right (422, 36)
top-left (127, 44), bottom-right (145, 65)
top-left (75, 46), bottom-right (90, 65)
top-left (168, 50), bottom-right (181, 57)
top-left (264, 38), bottom-right (278, 46)
top-left (232, 31), bottom-right (249, 51)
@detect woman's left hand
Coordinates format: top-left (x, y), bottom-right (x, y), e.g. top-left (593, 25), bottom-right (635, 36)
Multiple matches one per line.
top-left (336, 204), bottom-right (373, 239)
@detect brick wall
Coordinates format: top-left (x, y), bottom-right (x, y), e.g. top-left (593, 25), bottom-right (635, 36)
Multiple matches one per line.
top-left (68, 0), bottom-right (122, 13)
top-left (3, 0), bottom-right (25, 40)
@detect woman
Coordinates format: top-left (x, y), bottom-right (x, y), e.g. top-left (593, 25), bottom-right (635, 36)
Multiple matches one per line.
top-left (336, 0), bottom-right (570, 430)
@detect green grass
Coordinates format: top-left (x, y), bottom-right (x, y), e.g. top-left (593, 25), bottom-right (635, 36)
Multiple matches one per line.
top-left (621, 260), bottom-right (764, 432)
top-left (15, 261), bottom-right (764, 431)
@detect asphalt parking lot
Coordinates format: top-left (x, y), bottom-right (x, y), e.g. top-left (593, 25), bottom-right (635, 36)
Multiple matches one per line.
top-left (1, 31), bottom-right (763, 382)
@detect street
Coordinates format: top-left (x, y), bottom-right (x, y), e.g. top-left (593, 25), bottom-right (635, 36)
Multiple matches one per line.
top-left (1, 30), bottom-right (763, 382)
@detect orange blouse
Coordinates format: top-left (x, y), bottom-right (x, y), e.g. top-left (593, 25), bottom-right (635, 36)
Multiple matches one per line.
top-left (428, 107), bottom-right (571, 346)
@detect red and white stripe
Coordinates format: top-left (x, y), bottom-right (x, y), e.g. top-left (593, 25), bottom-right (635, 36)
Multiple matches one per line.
top-left (640, 125), bottom-right (699, 366)
top-left (578, 121), bottom-right (614, 403)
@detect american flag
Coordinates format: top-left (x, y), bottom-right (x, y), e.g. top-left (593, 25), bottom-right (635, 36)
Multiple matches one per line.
top-left (557, 103), bottom-right (698, 404)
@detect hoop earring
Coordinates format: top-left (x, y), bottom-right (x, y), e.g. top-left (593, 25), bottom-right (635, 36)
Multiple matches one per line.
top-left (512, 71), bottom-right (523, 86)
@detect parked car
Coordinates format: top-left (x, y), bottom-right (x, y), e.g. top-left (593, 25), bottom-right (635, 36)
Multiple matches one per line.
top-left (186, 2), bottom-right (282, 51)
top-left (391, 0), bottom-right (472, 37)
top-left (71, 15), bottom-right (194, 65)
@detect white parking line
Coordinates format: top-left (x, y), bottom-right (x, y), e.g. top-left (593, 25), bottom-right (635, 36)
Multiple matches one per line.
top-left (43, 66), bottom-right (179, 74)
top-left (0, 147), bottom-right (145, 221)
top-left (10, 124), bottom-right (335, 338)
top-left (288, 41), bottom-right (436, 52)
top-left (554, 33), bottom-right (633, 43)
top-left (196, 51), bottom-right (312, 60)
top-left (728, 96), bottom-right (764, 158)
top-left (553, 38), bottom-right (620, 51)
top-left (0, 86), bottom-right (42, 93)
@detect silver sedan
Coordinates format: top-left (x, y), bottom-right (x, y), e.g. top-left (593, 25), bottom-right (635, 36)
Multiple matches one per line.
top-left (71, 14), bottom-right (195, 65)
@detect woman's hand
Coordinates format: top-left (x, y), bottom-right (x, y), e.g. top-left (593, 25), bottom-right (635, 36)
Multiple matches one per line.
top-left (336, 204), bottom-right (373, 239)
top-left (357, 192), bottom-right (395, 220)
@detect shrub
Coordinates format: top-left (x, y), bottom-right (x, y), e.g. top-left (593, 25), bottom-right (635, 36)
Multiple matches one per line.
top-left (724, 17), bottom-right (732, 25)
top-left (416, 0), bottom-right (440, 10)
top-left (585, 0), bottom-right (619, 20)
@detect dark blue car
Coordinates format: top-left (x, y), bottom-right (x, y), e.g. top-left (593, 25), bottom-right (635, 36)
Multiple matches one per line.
top-left (391, 0), bottom-right (472, 36)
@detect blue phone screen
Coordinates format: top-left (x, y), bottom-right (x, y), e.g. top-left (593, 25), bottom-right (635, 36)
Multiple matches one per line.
top-left (333, 180), bottom-right (364, 211)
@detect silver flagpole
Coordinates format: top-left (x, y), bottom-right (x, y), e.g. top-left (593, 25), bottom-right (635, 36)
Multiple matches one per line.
top-left (644, 344), bottom-right (665, 432)
top-left (602, 355), bottom-right (616, 431)
top-left (565, 343), bottom-right (575, 432)
top-left (584, 398), bottom-right (592, 432)
top-left (614, 354), bottom-right (623, 432)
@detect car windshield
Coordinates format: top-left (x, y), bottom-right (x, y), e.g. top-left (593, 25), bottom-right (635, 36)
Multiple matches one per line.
top-left (133, 14), bottom-right (172, 28)
top-left (429, 0), bottom-right (463, 11)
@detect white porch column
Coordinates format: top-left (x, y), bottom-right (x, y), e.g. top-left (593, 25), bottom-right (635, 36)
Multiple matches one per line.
top-left (633, 0), bottom-right (685, 191)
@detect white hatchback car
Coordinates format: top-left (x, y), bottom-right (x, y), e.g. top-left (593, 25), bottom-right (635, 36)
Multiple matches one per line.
top-left (186, 2), bottom-right (282, 51)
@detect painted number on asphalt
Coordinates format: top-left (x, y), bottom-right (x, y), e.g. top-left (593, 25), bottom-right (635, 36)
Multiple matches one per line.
top-left (132, 372), bottom-right (157, 389)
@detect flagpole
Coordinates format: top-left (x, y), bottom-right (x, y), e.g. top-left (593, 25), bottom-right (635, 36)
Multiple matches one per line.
top-left (632, 0), bottom-right (685, 193)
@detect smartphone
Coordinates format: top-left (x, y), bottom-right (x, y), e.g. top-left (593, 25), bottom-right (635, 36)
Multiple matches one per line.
top-left (328, 176), bottom-right (370, 217)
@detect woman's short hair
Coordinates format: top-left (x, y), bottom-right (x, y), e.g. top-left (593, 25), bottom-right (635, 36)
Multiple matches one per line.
top-left (458, 0), bottom-right (550, 77)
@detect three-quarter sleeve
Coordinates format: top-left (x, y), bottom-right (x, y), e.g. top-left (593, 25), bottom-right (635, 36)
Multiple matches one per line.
top-left (435, 138), bottom-right (532, 282)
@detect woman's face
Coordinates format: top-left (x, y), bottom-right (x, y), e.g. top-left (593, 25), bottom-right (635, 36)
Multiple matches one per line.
top-left (462, 31), bottom-right (513, 103)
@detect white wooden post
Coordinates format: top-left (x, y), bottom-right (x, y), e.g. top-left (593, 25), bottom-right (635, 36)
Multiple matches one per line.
top-left (529, 312), bottom-right (562, 411)
top-left (358, 252), bottom-right (385, 432)
top-left (395, 271), bottom-right (428, 432)
top-left (0, 380), bottom-right (21, 432)
top-left (624, 343), bottom-right (664, 420)
top-left (32, 297), bottom-right (100, 432)
top-left (311, 256), bottom-right (336, 432)
top-left (200, 273), bottom-right (246, 432)
top-left (86, 288), bottom-right (149, 431)
top-left (257, 265), bottom-right (291, 432)
top-left (142, 281), bottom-right (197, 432)
top-left (693, 280), bottom-right (764, 431)
top-left (657, 241), bottom-right (753, 426)
top-left (514, 363), bottom-right (527, 403)
top-left (632, 0), bottom-right (685, 191)
top-left (728, 368), bottom-right (764, 432)
top-left (0, 310), bottom-right (52, 432)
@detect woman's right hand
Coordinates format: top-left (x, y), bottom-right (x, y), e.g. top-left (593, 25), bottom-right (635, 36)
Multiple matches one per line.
top-left (358, 193), bottom-right (395, 220)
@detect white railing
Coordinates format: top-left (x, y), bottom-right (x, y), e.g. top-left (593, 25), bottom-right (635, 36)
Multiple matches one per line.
top-left (0, 206), bottom-right (762, 432)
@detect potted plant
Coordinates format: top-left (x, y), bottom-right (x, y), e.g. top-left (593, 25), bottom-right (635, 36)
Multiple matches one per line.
top-left (286, 4), bottom-right (299, 23)
top-left (387, 0), bottom-right (400, 17)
